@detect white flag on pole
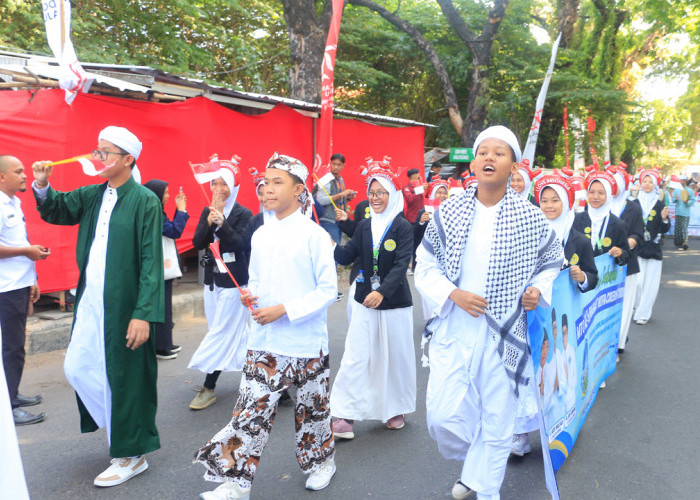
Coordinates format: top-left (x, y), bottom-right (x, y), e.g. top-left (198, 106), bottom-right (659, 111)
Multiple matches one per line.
top-left (521, 32), bottom-right (562, 166)
top-left (42, 0), bottom-right (93, 104)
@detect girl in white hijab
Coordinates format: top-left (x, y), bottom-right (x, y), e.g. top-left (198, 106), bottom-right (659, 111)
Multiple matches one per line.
top-left (510, 159), bottom-right (541, 205)
top-left (330, 163), bottom-right (416, 439)
top-left (188, 161), bottom-right (252, 411)
top-left (573, 171), bottom-right (630, 263)
top-left (632, 169), bottom-right (670, 326)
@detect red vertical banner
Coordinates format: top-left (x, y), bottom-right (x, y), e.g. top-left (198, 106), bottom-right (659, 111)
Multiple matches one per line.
top-left (587, 112), bottom-right (598, 168)
top-left (563, 103), bottom-right (570, 170)
top-left (313, 0), bottom-right (345, 187)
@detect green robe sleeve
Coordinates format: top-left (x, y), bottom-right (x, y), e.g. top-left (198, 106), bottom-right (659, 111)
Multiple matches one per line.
top-left (34, 185), bottom-right (98, 226)
top-left (132, 194), bottom-right (165, 323)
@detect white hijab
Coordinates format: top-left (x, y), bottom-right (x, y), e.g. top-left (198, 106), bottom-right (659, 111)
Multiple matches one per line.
top-left (587, 179), bottom-right (613, 247)
top-left (368, 176), bottom-right (403, 247)
top-left (610, 171), bottom-right (628, 217)
top-left (516, 167), bottom-right (532, 200)
top-left (638, 173), bottom-right (660, 220)
top-left (210, 168), bottom-right (239, 218)
top-left (542, 184), bottom-right (575, 247)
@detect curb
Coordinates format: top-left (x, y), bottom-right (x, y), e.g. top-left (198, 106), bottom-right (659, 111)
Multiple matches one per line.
top-left (25, 289), bottom-right (205, 356)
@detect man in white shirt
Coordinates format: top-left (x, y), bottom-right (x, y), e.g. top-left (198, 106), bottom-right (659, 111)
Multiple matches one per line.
top-left (0, 155), bottom-right (49, 426)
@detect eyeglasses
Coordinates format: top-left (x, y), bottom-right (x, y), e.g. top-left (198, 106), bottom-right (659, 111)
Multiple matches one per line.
top-left (367, 190), bottom-right (389, 199)
top-left (92, 150), bottom-right (130, 162)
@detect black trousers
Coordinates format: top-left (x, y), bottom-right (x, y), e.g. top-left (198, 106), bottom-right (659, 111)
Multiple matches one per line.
top-left (0, 286), bottom-right (30, 408)
top-left (155, 279), bottom-right (174, 351)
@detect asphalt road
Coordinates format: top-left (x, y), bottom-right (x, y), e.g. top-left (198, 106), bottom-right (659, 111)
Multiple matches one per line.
top-left (15, 245), bottom-right (700, 499)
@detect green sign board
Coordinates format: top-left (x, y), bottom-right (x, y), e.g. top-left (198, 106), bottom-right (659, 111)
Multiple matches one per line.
top-left (449, 147), bottom-right (474, 162)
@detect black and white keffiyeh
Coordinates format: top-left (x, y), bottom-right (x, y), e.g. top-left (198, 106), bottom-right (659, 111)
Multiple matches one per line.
top-left (421, 185), bottom-right (564, 393)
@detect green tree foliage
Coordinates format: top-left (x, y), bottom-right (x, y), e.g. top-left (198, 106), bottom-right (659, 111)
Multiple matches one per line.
top-left (0, 0), bottom-right (697, 164)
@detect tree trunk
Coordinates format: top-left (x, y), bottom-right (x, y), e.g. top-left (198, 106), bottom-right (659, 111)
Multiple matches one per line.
top-left (281, 0), bottom-right (334, 103)
top-left (537, 0), bottom-right (581, 167)
top-left (437, 0), bottom-right (509, 146)
top-left (348, 0), bottom-right (463, 135)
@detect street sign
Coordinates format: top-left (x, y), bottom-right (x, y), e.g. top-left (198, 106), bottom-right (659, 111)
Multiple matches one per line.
top-left (449, 147), bottom-right (474, 162)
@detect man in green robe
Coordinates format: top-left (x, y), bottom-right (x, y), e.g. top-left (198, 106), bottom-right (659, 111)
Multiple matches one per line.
top-left (32, 126), bottom-right (164, 488)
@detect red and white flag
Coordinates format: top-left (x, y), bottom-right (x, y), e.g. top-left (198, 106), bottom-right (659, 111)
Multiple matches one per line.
top-left (77, 157), bottom-right (112, 176)
top-left (313, 0), bottom-right (345, 187)
top-left (42, 0), bottom-right (93, 104)
top-left (191, 155), bottom-right (241, 184)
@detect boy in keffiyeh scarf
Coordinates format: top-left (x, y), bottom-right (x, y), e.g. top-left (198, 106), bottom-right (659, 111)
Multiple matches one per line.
top-left (414, 126), bottom-right (564, 500)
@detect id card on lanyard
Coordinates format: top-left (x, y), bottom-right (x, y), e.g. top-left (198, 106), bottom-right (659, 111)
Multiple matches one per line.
top-left (371, 224), bottom-right (393, 290)
top-left (594, 216), bottom-right (610, 251)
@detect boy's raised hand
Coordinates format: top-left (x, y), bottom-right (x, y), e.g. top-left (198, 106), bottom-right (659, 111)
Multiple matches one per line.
top-left (521, 286), bottom-right (541, 311)
top-left (449, 289), bottom-right (488, 317)
top-left (240, 289), bottom-right (258, 308)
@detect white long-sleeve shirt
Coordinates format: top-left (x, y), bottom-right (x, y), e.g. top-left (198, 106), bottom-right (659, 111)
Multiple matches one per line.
top-left (247, 209), bottom-right (338, 358)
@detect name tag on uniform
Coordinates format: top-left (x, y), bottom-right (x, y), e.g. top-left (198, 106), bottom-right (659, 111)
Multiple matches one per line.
top-left (222, 252), bottom-right (236, 263)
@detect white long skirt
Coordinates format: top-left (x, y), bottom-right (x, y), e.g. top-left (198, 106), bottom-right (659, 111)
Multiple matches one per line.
top-left (0, 324), bottom-right (29, 500)
top-left (633, 258), bottom-right (663, 322)
top-left (64, 279), bottom-right (111, 439)
top-left (330, 304), bottom-right (416, 422)
top-left (346, 281), bottom-right (359, 324)
top-left (188, 285), bottom-right (249, 373)
top-left (618, 274), bottom-right (637, 350)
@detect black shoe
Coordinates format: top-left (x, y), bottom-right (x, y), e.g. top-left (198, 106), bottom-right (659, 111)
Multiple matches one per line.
top-left (335, 292), bottom-right (344, 302)
top-left (156, 349), bottom-right (178, 360)
top-left (16, 393), bottom-right (42, 407)
top-left (13, 407), bottom-right (45, 426)
top-left (682, 243), bottom-right (689, 250)
top-left (170, 345), bottom-right (182, 353)
top-left (279, 390), bottom-right (293, 406)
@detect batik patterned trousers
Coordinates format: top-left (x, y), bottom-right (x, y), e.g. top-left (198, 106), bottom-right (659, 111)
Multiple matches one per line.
top-left (194, 350), bottom-right (334, 488)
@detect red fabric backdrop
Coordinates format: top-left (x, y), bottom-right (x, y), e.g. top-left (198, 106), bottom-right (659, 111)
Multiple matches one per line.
top-left (0, 89), bottom-right (424, 292)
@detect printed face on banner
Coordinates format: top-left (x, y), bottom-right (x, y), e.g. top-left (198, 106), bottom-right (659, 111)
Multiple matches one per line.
top-left (527, 254), bottom-right (624, 475)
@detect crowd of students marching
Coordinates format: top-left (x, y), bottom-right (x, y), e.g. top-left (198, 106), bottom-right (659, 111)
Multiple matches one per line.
top-left (1, 123), bottom-right (686, 500)
top-left (169, 124), bottom-right (680, 500)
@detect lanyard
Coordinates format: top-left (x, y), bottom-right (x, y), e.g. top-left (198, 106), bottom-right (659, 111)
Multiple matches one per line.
top-left (593, 215), bottom-right (610, 251)
top-left (372, 223), bottom-right (393, 274)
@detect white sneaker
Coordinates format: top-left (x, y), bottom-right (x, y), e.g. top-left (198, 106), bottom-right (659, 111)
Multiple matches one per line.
top-left (600, 381), bottom-right (606, 389)
top-left (511, 433), bottom-right (532, 456)
top-left (199, 481), bottom-right (251, 500)
top-left (94, 456), bottom-right (148, 487)
top-left (635, 319), bottom-right (648, 325)
top-left (451, 480), bottom-right (476, 500)
top-left (305, 457), bottom-right (336, 491)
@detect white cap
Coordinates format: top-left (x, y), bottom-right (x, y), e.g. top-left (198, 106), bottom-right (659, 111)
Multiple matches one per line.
top-left (472, 125), bottom-right (522, 163)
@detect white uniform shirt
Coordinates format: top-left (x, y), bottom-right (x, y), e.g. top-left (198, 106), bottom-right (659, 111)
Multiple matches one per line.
top-left (0, 191), bottom-right (35, 292)
top-left (564, 341), bottom-right (577, 409)
top-left (247, 209), bottom-right (337, 358)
